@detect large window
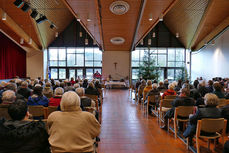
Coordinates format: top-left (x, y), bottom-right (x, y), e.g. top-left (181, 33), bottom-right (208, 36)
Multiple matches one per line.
top-left (48, 47), bottom-right (102, 80)
top-left (131, 48), bottom-right (186, 81)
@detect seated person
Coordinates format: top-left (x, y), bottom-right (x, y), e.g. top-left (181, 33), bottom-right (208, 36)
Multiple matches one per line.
top-left (94, 80), bottom-right (102, 89)
top-left (82, 79), bottom-right (89, 88)
top-left (47, 91), bottom-right (100, 153)
top-left (1, 90), bottom-right (16, 104)
top-left (213, 82), bottom-right (225, 98)
top-left (146, 83), bottom-right (160, 112)
top-left (49, 87), bottom-right (64, 107)
top-left (17, 81), bottom-right (31, 99)
top-left (162, 88), bottom-right (195, 130)
top-left (183, 93), bottom-right (221, 145)
top-left (76, 88), bottom-right (96, 109)
top-left (93, 71), bottom-right (102, 79)
top-left (0, 99), bottom-right (50, 153)
top-left (70, 77), bottom-right (76, 86)
top-left (143, 80), bottom-right (153, 98)
top-left (64, 82), bottom-right (74, 92)
top-left (43, 82), bottom-right (53, 99)
top-left (138, 80), bottom-right (146, 101)
top-left (85, 82), bottom-right (100, 96)
top-left (157, 81), bottom-right (166, 92)
top-left (28, 86), bottom-right (49, 107)
top-left (162, 83), bottom-right (177, 99)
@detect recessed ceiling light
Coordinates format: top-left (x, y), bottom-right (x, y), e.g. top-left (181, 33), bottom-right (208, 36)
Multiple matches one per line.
top-left (2, 12), bottom-right (6, 20)
top-left (176, 33), bottom-right (179, 38)
top-left (87, 18), bottom-right (91, 22)
top-left (152, 32), bottom-right (156, 38)
top-left (110, 37), bottom-right (125, 45)
top-left (28, 38), bottom-right (32, 44)
top-left (20, 38), bottom-right (24, 44)
top-left (149, 18), bottom-right (152, 21)
top-left (55, 32), bottom-right (58, 37)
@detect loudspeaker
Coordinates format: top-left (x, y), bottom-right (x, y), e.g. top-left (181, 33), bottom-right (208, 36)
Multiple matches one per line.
top-left (21, 2), bottom-right (30, 12)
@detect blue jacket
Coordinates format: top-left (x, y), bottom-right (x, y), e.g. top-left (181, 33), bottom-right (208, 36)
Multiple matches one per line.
top-left (28, 95), bottom-right (49, 107)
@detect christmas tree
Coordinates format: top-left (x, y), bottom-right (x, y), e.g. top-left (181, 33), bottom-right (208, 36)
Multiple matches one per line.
top-left (138, 48), bottom-right (160, 80)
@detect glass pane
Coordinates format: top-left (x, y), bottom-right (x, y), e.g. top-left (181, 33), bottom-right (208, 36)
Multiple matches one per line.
top-left (94, 48), bottom-right (102, 60)
top-left (175, 69), bottom-right (183, 80)
top-left (50, 61), bottom-right (58, 66)
top-left (59, 69), bottom-right (66, 79)
top-left (167, 69), bottom-right (174, 81)
top-left (49, 48), bottom-right (58, 60)
top-left (132, 50), bottom-right (139, 61)
top-left (59, 61), bottom-right (66, 67)
top-left (94, 61), bottom-right (102, 67)
top-left (168, 62), bottom-right (175, 67)
top-left (51, 68), bottom-right (58, 79)
top-left (67, 54), bottom-right (75, 66)
top-left (132, 69), bottom-right (139, 80)
top-left (132, 61), bottom-right (139, 67)
top-left (140, 50), bottom-right (145, 61)
top-left (85, 48), bottom-right (93, 60)
top-left (158, 55), bottom-right (166, 67)
top-left (77, 69), bottom-right (83, 79)
top-left (176, 62), bottom-right (184, 67)
top-left (150, 48), bottom-right (157, 54)
top-left (76, 48), bottom-right (84, 53)
top-left (176, 48), bottom-right (184, 61)
top-left (67, 48), bottom-right (75, 53)
top-left (168, 48), bottom-right (175, 61)
top-left (158, 48), bottom-right (166, 54)
top-left (69, 69), bottom-right (75, 80)
top-left (85, 61), bottom-right (93, 66)
top-left (59, 48), bottom-right (66, 60)
top-left (158, 69), bottom-right (164, 82)
top-left (86, 69), bottom-right (93, 79)
top-left (76, 54), bottom-right (84, 66)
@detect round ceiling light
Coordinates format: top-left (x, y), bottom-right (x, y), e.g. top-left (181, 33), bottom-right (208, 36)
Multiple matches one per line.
top-left (110, 37), bottom-right (125, 45)
top-left (109, 1), bottom-right (130, 15)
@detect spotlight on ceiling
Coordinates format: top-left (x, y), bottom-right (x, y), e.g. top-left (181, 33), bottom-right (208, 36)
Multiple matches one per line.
top-left (30, 9), bottom-right (38, 19)
top-left (2, 12), bottom-right (6, 21)
top-left (159, 14), bottom-right (163, 21)
top-left (85, 39), bottom-right (88, 45)
top-left (55, 32), bottom-right (58, 37)
top-left (50, 23), bottom-right (55, 29)
top-left (21, 2), bottom-right (30, 12)
top-left (176, 32), bottom-right (179, 38)
top-left (36, 15), bottom-right (47, 24)
top-left (152, 32), bottom-right (156, 38)
top-left (13, 0), bottom-right (24, 8)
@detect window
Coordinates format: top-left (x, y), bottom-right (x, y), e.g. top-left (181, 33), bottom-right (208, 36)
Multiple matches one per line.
top-left (48, 47), bottom-right (102, 80)
top-left (131, 47), bottom-right (186, 81)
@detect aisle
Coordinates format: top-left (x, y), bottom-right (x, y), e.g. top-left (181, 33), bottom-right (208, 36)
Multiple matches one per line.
top-left (98, 89), bottom-right (188, 153)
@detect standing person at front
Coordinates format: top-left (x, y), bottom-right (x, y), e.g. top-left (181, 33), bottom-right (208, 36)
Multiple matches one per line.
top-left (47, 91), bottom-right (101, 153)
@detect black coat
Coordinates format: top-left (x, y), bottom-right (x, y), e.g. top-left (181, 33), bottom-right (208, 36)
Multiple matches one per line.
top-left (85, 87), bottom-right (100, 96)
top-left (0, 119), bottom-right (50, 153)
top-left (17, 87), bottom-right (31, 99)
top-left (183, 106), bottom-right (222, 138)
top-left (165, 96), bottom-right (195, 119)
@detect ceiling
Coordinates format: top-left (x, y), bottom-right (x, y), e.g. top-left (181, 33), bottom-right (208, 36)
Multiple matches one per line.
top-left (0, 0), bottom-right (229, 52)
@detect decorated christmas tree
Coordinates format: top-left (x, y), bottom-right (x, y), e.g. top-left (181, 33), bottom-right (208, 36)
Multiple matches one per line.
top-left (138, 48), bottom-right (160, 80)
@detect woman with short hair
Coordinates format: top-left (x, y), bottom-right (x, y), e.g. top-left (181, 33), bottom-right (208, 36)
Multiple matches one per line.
top-left (49, 87), bottom-right (64, 106)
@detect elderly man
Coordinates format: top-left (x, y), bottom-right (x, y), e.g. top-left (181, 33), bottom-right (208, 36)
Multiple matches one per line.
top-left (1, 90), bottom-right (16, 104)
top-left (76, 88), bottom-right (95, 109)
top-left (0, 99), bottom-right (50, 153)
top-left (17, 81), bottom-right (31, 99)
top-left (48, 91), bottom-right (101, 153)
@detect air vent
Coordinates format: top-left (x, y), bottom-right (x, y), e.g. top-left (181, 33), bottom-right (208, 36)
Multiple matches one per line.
top-left (109, 1), bottom-right (130, 15)
top-left (110, 37), bottom-right (125, 45)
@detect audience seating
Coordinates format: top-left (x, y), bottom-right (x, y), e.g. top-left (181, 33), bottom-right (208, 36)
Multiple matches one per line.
top-left (47, 106), bottom-right (58, 117)
top-left (165, 95), bottom-right (177, 99)
top-left (85, 94), bottom-right (99, 111)
top-left (145, 95), bottom-right (160, 116)
top-left (158, 99), bottom-right (173, 126)
top-left (217, 99), bottom-right (228, 108)
top-left (168, 106), bottom-right (194, 138)
top-left (28, 105), bottom-right (46, 119)
top-left (194, 118), bottom-right (227, 153)
top-left (0, 104), bottom-right (11, 120)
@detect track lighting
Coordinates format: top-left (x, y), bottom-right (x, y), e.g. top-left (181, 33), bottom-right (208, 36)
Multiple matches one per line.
top-left (55, 32), bottom-right (58, 37)
top-left (176, 33), bottom-right (179, 38)
top-left (152, 32), bottom-right (156, 38)
top-left (85, 39), bottom-right (88, 45)
top-left (140, 40), bottom-right (143, 45)
top-left (21, 2), bottom-right (30, 12)
top-left (148, 39), bottom-right (151, 45)
top-left (36, 15), bottom-right (47, 24)
top-left (2, 12), bottom-right (6, 21)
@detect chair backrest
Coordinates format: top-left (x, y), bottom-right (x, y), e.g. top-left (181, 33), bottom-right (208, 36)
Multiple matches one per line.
top-left (85, 94), bottom-right (98, 110)
top-left (217, 98), bottom-right (227, 108)
top-left (175, 106), bottom-right (194, 118)
top-left (148, 95), bottom-right (161, 104)
top-left (28, 105), bottom-right (45, 117)
top-left (200, 118), bottom-right (225, 133)
top-left (47, 106), bottom-right (58, 116)
top-left (165, 95), bottom-right (177, 99)
top-left (161, 99), bottom-right (173, 108)
top-left (0, 104), bottom-right (11, 120)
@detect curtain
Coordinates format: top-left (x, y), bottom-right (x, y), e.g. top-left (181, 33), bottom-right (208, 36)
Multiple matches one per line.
top-left (0, 32), bottom-right (26, 79)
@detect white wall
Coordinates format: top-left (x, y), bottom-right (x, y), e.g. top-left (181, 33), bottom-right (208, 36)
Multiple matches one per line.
top-left (191, 28), bottom-right (229, 81)
top-left (102, 51), bottom-right (130, 80)
top-left (26, 51), bottom-right (44, 79)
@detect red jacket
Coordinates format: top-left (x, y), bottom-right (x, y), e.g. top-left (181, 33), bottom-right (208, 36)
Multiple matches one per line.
top-left (49, 96), bottom-right (62, 106)
top-left (162, 89), bottom-right (176, 99)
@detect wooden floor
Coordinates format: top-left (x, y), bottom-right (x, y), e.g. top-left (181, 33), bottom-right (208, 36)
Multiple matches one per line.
top-left (98, 89), bottom-right (189, 153)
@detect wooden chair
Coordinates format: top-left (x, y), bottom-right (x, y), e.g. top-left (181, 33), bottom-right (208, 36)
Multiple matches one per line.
top-left (85, 94), bottom-right (99, 111)
top-left (28, 105), bottom-right (46, 119)
top-left (168, 106), bottom-right (194, 138)
top-left (165, 95), bottom-right (177, 100)
top-left (137, 88), bottom-right (144, 104)
top-left (145, 95), bottom-right (160, 116)
top-left (195, 118), bottom-right (227, 153)
top-left (158, 99), bottom-right (173, 126)
top-left (97, 88), bottom-right (103, 105)
top-left (217, 98), bottom-right (227, 108)
top-left (46, 106), bottom-right (58, 117)
top-left (0, 104), bottom-right (11, 120)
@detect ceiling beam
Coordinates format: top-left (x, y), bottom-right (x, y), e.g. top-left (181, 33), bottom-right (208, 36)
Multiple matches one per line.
top-left (135, 0), bottom-right (178, 47)
top-left (188, 0), bottom-right (214, 49)
top-left (95, 0), bottom-right (104, 51)
top-left (61, 0), bottom-right (102, 50)
top-left (0, 9), bottom-right (41, 51)
top-left (130, 0), bottom-right (147, 51)
top-left (192, 16), bottom-right (229, 51)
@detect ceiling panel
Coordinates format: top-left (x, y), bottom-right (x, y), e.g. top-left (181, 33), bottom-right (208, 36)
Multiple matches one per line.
top-left (164, 0), bottom-right (209, 48)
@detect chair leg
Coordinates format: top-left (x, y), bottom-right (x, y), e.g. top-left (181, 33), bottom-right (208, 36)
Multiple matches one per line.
top-left (214, 139), bottom-right (216, 150)
top-left (196, 138), bottom-right (200, 153)
top-left (186, 138), bottom-right (189, 150)
top-left (174, 120), bottom-right (177, 139)
top-left (207, 139), bottom-right (210, 150)
top-left (167, 119), bottom-right (170, 132)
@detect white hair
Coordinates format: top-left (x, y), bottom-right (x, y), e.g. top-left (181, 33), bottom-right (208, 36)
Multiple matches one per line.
top-left (74, 83), bottom-right (80, 89)
top-left (35, 84), bottom-right (41, 87)
top-left (168, 83), bottom-right (175, 89)
top-left (60, 91), bottom-right (80, 111)
top-left (54, 87), bottom-right (64, 96)
top-left (75, 88), bottom-right (85, 97)
top-left (2, 90), bottom-right (16, 103)
top-left (172, 81), bottom-right (177, 87)
top-left (21, 81), bottom-right (28, 87)
top-left (204, 93), bottom-right (218, 106)
top-left (55, 81), bottom-right (60, 86)
top-left (152, 83), bottom-right (158, 89)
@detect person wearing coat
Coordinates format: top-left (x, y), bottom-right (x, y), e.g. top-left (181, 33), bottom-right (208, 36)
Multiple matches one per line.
top-left (28, 86), bottom-right (49, 107)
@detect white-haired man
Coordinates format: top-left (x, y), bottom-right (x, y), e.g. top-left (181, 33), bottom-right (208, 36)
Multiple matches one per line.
top-left (1, 90), bottom-right (16, 104)
top-left (47, 91), bottom-right (101, 153)
top-left (17, 81), bottom-right (31, 99)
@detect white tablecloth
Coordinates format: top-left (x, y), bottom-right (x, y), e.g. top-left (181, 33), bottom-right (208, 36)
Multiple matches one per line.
top-left (105, 81), bottom-right (126, 87)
